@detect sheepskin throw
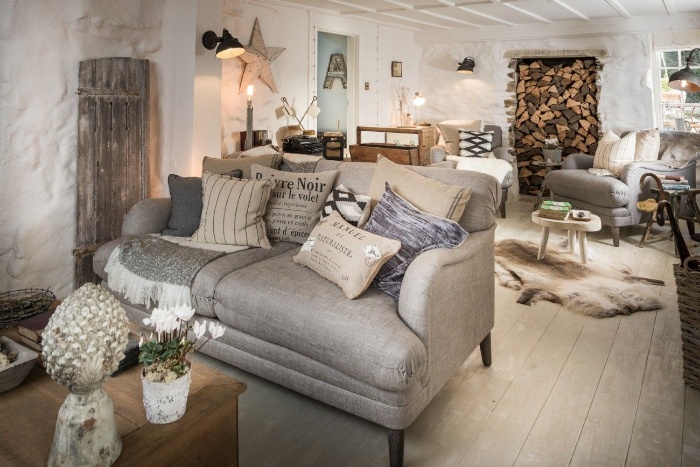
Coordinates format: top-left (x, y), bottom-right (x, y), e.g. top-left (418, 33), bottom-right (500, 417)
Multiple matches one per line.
top-left (494, 239), bottom-right (663, 318)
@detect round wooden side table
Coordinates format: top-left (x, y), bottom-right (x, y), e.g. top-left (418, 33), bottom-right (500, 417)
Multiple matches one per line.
top-left (531, 211), bottom-right (602, 264)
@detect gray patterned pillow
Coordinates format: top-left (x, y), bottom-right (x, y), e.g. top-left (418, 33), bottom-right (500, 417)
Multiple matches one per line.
top-left (364, 183), bottom-right (470, 299)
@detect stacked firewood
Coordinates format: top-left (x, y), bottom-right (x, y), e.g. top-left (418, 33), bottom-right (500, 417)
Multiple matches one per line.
top-left (514, 58), bottom-right (601, 195)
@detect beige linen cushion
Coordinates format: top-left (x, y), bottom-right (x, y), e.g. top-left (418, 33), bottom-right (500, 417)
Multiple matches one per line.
top-left (593, 131), bottom-right (636, 175)
top-left (239, 144), bottom-right (279, 158)
top-left (367, 157), bottom-right (472, 221)
top-left (437, 119), bottom-right (481, 155)
top-left (634, 129), bottom-right (660, 162)
top-left (202, 153), bottom-right (281, 179)
top-left (251, 164), bottom-right (338, 244)
top-left (192, 172), bottom-right (272, 249)
top-left (293, 211), bottom-right (401, 299)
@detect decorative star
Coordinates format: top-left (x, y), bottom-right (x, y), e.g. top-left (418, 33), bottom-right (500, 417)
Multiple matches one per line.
top-left (239, 18), bottom-right (285, 94)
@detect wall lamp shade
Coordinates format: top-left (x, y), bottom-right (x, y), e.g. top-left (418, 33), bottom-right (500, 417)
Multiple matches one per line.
top-left (202, 29), bottom-right (245, 59)
top-left (668, 48), bottom-right (700, 93)
top-left (457, 57), bottom-right (475, 74)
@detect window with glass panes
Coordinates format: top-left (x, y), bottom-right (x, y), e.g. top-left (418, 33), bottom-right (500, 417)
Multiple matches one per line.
top-left (660, 49), bottom-right (700, 104)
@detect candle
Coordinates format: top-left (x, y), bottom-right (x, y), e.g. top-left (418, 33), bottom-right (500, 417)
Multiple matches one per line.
top-left (247, 85), bottom-right (254, 104)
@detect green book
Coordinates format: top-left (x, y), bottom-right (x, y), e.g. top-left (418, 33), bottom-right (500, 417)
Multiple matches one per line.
top-left (540, 205), bottom-right (570, 212)
top-left (541, 200), bottom-right (571, 208)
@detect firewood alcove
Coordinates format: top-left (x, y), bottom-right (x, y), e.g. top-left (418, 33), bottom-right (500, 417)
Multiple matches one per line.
top-left (513, 57), bottom-right (601, 196)
top-left (74, 58), bottom-right (150, 287)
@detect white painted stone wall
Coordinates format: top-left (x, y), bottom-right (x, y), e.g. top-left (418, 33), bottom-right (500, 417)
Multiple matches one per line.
top-left (416, 34), bottom-right (655, 138)
top-left (0, 0), bottom-right (197, 298)
top-left (219, 3), bottom-right (419, 153)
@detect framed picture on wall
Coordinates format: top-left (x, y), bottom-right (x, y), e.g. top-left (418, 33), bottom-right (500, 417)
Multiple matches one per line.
top-left (391, 61), bottom-right (402, 77)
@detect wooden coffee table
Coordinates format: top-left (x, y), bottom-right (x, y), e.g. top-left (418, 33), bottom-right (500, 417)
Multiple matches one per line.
top-left (0, 354), bottom-right (246, 466)
top-left (532, 210), bottom-right (602, 264)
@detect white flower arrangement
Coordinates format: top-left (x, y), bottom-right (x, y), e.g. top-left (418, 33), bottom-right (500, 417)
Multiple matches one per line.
top-left (139, 305), bottom-right (225, 382)
top-left (543, 138), bottom-right (560, 150)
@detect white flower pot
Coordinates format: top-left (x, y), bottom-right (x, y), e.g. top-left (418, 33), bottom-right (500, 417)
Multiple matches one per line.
top-left (141, 368), bottom-right (191, 424)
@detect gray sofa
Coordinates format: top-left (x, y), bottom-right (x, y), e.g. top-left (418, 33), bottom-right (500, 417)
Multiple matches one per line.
top-left (545, 131), bottom-right (698, 246)
top-left (93, 160), bottom-right (500, 466)
top-left (430, 125), bottom-right (514, 218)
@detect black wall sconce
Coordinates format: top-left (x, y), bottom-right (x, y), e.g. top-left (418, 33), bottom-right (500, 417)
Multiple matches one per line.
top-left (457, 57), bottom-right (475, 74)
top-left (668, 48), bottom-right (700, 93)
top-left (202, 29), bottom-right (245, 59)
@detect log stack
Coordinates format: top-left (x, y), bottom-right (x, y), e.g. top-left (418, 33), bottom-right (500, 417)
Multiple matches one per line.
top-left (514, 58), bottom-right (600, 195)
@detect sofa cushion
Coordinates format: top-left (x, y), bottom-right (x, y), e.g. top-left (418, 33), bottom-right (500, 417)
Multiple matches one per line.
top-left (191, 241), bottom-right (299, 317)
top-left (437, 119), bottom-right (481, 155)
top-left (634, 129), bottom-right (660, 162)
top-left (202, 153), bottom-right (281, 179)
top-left (593, 131), bottom-right (636, 175)
top-left (193, 173), bottom-right (272, 248)
top-left (251, 164), bottom-right (338, 244)
top-left (213, 249), bottom-right (427, 391)
top-left (293, 211), bottom-right (401, 299)
top-left (545, 169), bottom-right (631, 208)
top-left (367, 157), bottom-right (472, 221)
top-left (458, 129), bottom-right (493, 158)
top-left (365, 184), bottom-right (469, 300)
top-left (322, 184), bottom-right (371, 227)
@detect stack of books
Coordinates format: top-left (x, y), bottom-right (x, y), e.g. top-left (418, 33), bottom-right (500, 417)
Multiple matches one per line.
top-left (17, 309), bottom-right (55, 367)
top-left (539, 200), bottom-right (572, 220)
top-left (659, 175), bottom-right (690, 191)
top-left (111, 335), bottom-right (141, 377)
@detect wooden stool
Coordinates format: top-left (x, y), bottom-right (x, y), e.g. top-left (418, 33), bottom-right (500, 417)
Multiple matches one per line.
top-left (637, 198), bottom-right (661, 247)
top-left (531, 211), bottom-right (602, 264)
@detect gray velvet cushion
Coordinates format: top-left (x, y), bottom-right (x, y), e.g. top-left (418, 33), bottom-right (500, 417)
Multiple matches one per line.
top-left (213, 249), bottom-right (427, 391)
top-left (364, 183), bottom-right (469, 299)
top-left (545, 169), bottom-right (631, 208)
top-left (163, 171), bottom-right (242, 237)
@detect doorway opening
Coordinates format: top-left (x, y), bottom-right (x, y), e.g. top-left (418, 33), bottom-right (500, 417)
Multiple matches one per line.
top-left (316, 31), bottom-right (356, 147)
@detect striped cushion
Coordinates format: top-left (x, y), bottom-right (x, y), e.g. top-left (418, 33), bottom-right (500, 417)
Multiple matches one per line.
top-left (634, 129), bottom-right (660, 162)
top-left (367, 156), bottom-right (472, 222)
top-left (593, 131), bottom-right (636, 175)
top-left (192, 172), bottom-right (272, 248)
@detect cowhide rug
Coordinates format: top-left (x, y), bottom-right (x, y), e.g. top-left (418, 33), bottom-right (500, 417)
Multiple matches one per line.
top-left (495, 239), bottom-right (665, 318)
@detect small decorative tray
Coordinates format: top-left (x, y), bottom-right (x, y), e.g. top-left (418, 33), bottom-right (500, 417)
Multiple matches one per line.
top-left (0, 288), bottom-right (56, 329)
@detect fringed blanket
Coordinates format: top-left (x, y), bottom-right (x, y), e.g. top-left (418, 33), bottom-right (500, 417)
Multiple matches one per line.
top-left (105, 236), bottom-right (227, 308)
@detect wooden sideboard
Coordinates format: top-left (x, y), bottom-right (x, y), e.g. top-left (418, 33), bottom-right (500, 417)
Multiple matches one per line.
top-left (350, 126), bottom-right (435, 166)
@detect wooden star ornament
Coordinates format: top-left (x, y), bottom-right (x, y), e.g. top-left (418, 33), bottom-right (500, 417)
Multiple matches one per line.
top-left (239, 18), bottom-right (285, 94)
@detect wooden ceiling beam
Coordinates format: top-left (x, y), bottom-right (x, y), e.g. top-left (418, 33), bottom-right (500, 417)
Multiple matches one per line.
top-left (547, 0), bottom-right (590, 21)
top-left (501, 2), bottom-right (552, 23)
top-left (604, 0), bottom-right (632, 19)
top-left (454, 2), bottom-right (517, 26)
top-left (662, 0), bottom-right (677, 16)
top-left (326, 0), bottom-right (375, 13)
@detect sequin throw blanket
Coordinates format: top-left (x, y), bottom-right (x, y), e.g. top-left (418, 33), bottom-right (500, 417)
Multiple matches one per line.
top-left (105, 236), bottom-right (226, 308)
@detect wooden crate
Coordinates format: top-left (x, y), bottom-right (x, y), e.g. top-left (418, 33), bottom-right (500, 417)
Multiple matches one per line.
top-left (349, 144), bottom-right (420, 165)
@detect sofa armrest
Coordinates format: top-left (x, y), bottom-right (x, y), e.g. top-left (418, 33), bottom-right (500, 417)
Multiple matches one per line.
top-left (398, 228), bottom-right (495, 392)
top-left (121, 198), bottom-right (172, 236)
top-left (431, 160), bottom-right (457, 169)
top-left (493, 147), bottom-right (511, 162)
top-left (562, 154), bottom-right (594, 170)
top-left (430, 145), bottom-right (448, 164)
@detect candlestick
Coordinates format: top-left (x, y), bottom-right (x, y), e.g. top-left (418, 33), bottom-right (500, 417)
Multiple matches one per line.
top-left (246, 85), bottom-right (254, 150)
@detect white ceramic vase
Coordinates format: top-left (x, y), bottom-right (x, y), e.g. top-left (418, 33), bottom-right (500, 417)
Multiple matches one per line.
top-left (141, 368), bottom-right (192, 424)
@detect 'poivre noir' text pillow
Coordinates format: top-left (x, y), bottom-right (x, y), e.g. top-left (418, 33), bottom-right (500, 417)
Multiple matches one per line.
top-left (367, 156), bottom-right (471, 222)
top-left (293, 211), bottom-right (401, 299)
top-left (192, 172), bottom-right (272, 248)
top-left (251, 164), bottom-right (337, 244)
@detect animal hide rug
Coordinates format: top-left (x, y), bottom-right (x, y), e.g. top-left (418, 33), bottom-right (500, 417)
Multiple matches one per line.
top-left (495, 239), bottom-right (664, 318)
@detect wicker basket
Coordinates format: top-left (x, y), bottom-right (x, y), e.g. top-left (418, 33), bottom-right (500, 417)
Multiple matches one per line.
top-left (0, 288), bottom-right (56, 329)
top-left (674, 256), bottom-right (700, 389)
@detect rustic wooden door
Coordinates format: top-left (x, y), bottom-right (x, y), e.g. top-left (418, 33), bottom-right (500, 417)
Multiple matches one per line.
top-left (74, 58), bottom-right (149, 287)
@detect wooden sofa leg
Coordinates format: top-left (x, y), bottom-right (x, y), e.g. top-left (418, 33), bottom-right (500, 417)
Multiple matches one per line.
top-left (500, 188), bottom-right (507, 218)
top-left (612, 226), bottom-right (620, 247)
top-left (388, 429), bottom-right (404, 467)
top-left (480, 333), bottom-right (492, 367)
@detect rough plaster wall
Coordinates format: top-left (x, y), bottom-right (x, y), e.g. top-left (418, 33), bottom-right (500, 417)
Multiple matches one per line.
top-left (219, 3), bottom-right (419, 153)
top-left (417, 34), bottom-right (654, 138)
top-left (0, 0), bottom-right (194, 298)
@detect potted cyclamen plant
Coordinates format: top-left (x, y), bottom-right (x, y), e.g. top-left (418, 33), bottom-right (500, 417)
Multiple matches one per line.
top-left (543, 138), bottom-right (562, 163)
top-left (139, 305), bottom-right (224, 424)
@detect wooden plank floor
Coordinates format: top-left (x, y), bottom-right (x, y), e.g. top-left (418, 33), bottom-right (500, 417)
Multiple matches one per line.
top-left (195, 196), bottom-right (700, 466)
